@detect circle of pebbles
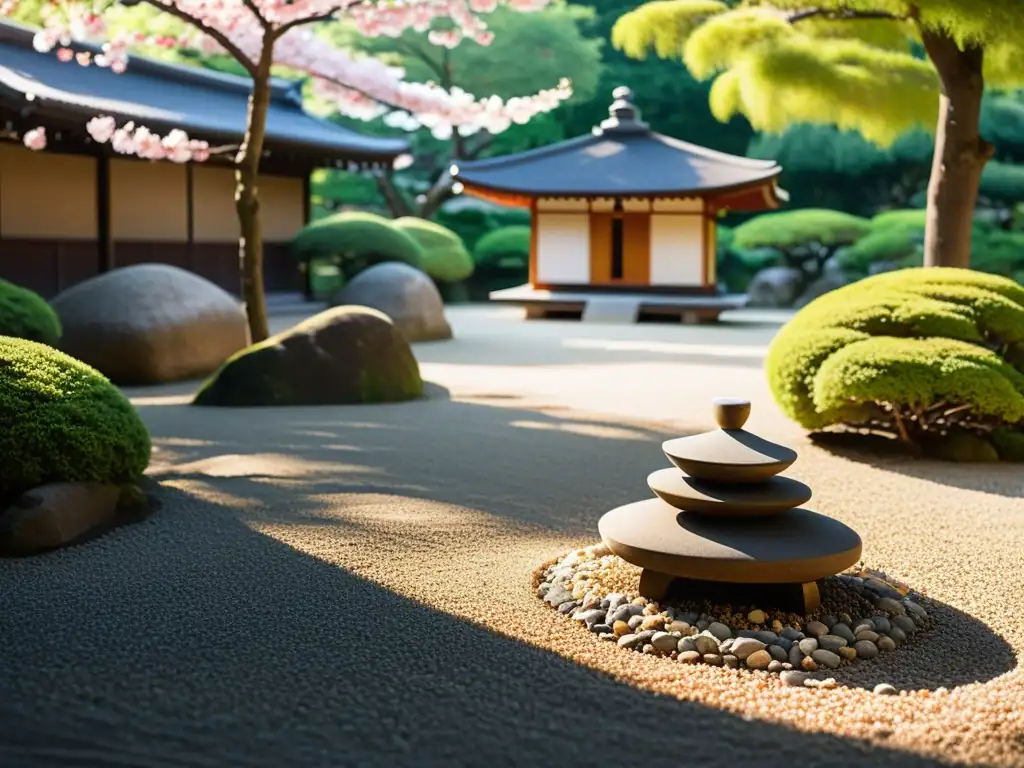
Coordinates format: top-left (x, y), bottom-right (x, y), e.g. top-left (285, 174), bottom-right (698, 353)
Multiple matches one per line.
top-left (536, 545), bottom-right (932, 692)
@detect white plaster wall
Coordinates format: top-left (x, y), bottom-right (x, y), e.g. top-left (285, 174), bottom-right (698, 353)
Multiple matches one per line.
top-left (649, 215), bottom-right (704, 286)
top-left (536, 213), bottom-right (590, 284)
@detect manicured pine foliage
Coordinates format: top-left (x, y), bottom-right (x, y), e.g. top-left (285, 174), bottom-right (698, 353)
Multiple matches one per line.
top-left (613, 0), bottom-right (1024, 271)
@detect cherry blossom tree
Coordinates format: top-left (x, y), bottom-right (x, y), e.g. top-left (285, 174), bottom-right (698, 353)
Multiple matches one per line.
top-left (5, 0), bottom-right (571, 341)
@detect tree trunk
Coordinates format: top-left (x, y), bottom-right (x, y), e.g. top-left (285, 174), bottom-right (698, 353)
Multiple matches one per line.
top-left (920, 29), bottom-right (994, 269)
top-left (234, 49), bottom-right (274, 343)
top-left (418, 173), bottom-right (455, 219)
top-left (375, 173), bottom-right (414, 217)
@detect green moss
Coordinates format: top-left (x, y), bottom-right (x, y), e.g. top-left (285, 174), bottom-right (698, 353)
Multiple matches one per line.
top-left (0, 337), bottom-right (151, 501)
top-left (990, 427), bottom-right (1024, 461)
top-left (767, 268), bottom-right (1024, 457)
top-left (392, 218), bottom-right (475, 283)
top-left (474, 226), bottom-right (530, 268)
top-left (0, 279), bottom-right (62, 347)
top-left (925, 431), bottom-right (1001, 463)
top-left (290, 212), bottom-right (424, 279)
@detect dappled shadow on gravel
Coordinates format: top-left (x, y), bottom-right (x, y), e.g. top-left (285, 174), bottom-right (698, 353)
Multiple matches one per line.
top-left (134, 394), bottom-right (1017, 694)
top-left (809, 432), bottom-right (1024, 498)
top-left (0, 483), bottom-right (970, 768)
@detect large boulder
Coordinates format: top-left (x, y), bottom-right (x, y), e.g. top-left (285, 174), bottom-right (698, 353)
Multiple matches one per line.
top-left (794, 271), bottom-right (850, 309)
top-left (745, 266), bottom-right (805, 308)
top-left (332, 262), bottom-right (452, 342)
top-left (0, 337), bottom-right (151, 504)
top-left (193, 306), bottom-right (423, 407)
top-left (51, 264), bottom-right (249, 385)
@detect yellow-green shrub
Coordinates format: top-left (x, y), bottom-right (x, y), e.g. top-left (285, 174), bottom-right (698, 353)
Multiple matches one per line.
top-left (767, 268), bottom-right (1024, 458)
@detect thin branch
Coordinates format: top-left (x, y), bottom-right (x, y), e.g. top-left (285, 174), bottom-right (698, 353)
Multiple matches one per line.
top-left (787, 7), bottom-right (903, 24)
top-left (142, 0), bottom-right (258, 75)
top-left (392, 39), bottom-right (447, 82)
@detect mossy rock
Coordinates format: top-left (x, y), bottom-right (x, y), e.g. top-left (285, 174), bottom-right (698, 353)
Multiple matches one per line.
top-left (924, 432), bottom-right (1000, 463)
top-left (193, 306), bottom-right (423, 407)
top-left (766, 268), bottom-right (1024, 458)
top-left (0, 337), bottom-right (151, 503)
top-left (392, 218), bottom-right (474, 283)
top-left (991, 428), bottom-right (1024, 461)
top-left (290, 212), bottom-right (424, 279)
top-left (0, 279), bottom-right (61, 346)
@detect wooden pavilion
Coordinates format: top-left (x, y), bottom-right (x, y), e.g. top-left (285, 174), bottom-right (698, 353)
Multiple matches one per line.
top-left (0, 19), bottom-right (408, 297)
top-left (451, 87), bottom-right (786, 322)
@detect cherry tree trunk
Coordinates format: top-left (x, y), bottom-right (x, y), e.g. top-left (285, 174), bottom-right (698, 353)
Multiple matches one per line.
top-left (234, 54), bottom-right (274, 343)
top-left (921, 30), bottom-right (994, 270)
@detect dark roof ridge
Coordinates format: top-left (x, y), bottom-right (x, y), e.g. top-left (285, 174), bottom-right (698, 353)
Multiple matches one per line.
top-left (456, 133), bottom-right (615, 172)
top-left (651, 133), bottom-right (780, 170)
top-left (0, 18), bottom-right (303, 108)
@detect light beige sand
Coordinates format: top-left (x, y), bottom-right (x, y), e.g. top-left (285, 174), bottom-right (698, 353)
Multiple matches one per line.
top-left (0, 307), bottom-right (1021, 767)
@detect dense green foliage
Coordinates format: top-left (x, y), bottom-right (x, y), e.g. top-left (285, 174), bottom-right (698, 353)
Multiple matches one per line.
top-left (766, 268), bottom-right (1024, 459)
top-left (473, 226), bottom-right (531, 268)
top-left (0, 280), bottom-right (62, 347)
top-left (435, 202), bottom-right (530, 253)
top-left (194, 307), bottom-right (423, 407)
top-left (391, 218), bottom-right (474, 282)
top-left (613, 1), bottom-right (1024, 144)
top-left (0, 337), bottom-right (151, 501)
top-left (290, 212), bottom-right (425, 279)
top-left (837, 209), bottom-right (1024, 278)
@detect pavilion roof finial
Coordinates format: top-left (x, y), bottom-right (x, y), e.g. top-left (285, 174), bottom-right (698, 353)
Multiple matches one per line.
top-left (597, 86), bottom-right (649, 136)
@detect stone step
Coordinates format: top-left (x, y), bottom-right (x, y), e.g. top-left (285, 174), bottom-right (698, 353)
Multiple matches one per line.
top-left (581, 297), bottom-right (641, 324)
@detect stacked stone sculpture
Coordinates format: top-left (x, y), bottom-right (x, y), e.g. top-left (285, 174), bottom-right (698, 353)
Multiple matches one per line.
top-left (598, 398), bottom-right (863, 613)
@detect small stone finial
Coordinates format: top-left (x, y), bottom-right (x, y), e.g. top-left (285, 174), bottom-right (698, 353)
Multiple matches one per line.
top-left (597, 85), bottom-right (648, 135)
top-left (712, 397), bottom-right (751, 431)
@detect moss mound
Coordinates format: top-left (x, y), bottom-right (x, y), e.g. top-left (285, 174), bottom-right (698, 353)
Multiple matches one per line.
top-left (194, 306), bottom-right (423, 407)
top-left (0, 337), bottom-right (151, 502)
top-left (474, 226), bottom-right (530, 268)
top-left (392, 218), bottom-right (474, 283)
top-left (767, 268), bottom-right (1024, 459)
top-left (291, 212), bottom-right (424, 279)
top-left (0, 280), bottom-right (62, 346)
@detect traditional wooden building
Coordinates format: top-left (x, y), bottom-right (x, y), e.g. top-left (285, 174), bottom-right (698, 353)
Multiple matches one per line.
top-left (452, 87), bottom-right (786, 322)
top-left (0, 19), bottom-right (407, 297)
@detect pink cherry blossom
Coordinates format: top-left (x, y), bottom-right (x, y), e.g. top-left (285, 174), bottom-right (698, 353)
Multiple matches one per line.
top-left (23, 127), bottom-right (47, 151)
top-left (26, 0), bottom-right (571, 164)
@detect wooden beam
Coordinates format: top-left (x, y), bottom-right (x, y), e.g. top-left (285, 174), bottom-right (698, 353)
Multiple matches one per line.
top-left (302, 171), bottom-right (312, 224)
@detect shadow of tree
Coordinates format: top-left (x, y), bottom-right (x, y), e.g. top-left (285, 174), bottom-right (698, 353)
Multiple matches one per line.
top-left (809, 431), bottom-right (1024, 498)
top-left (128, 392), bottom-right (1018, 694)
top-left (0, 482), bottom-right (982, 767)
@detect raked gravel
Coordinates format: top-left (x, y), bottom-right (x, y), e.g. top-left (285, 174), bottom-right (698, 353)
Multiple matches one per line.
top-left (0, 320), bottom-right (1022, 767)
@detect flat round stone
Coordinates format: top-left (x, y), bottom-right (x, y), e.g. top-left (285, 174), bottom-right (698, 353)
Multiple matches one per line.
top-left (598, 498), bottom-right (862, 584)
top-left (647, 469), bottom-right (812, 515)
top-left (662, 429), bottom-right (797, 483)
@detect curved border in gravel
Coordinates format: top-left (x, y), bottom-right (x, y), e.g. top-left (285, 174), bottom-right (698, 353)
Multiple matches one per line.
top-left (535, 544), bottom-right (933, 692)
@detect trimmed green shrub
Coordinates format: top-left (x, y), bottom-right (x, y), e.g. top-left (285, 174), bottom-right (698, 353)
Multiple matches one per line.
top-left (0, 279), bottom-right (62, 346)
top-left (291, 212), bottom-right (424, 279)
top-left (474, 226), bottom-right (530, 268)
top-left (733, 209), bottom-right (872, 252)
top-left (435, 203), bottom-right (530, 252)
top-left (767, 268), bottom-right (1024, 460)
top-left (392, 218), bottom-right (474, 282)
top-left (0, 337), bottom-right (151, 502)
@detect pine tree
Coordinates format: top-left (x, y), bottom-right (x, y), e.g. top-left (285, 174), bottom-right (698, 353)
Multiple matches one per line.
top-left (612, 0), bottom-right (1024, 270)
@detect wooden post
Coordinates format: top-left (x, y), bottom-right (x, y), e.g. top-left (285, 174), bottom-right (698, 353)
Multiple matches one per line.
top-left (96, 155), bottom-right (114, 274)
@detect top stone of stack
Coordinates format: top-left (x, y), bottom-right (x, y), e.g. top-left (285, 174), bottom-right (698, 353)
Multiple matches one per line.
top-left (648, 398), bottom-right (812, 516)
